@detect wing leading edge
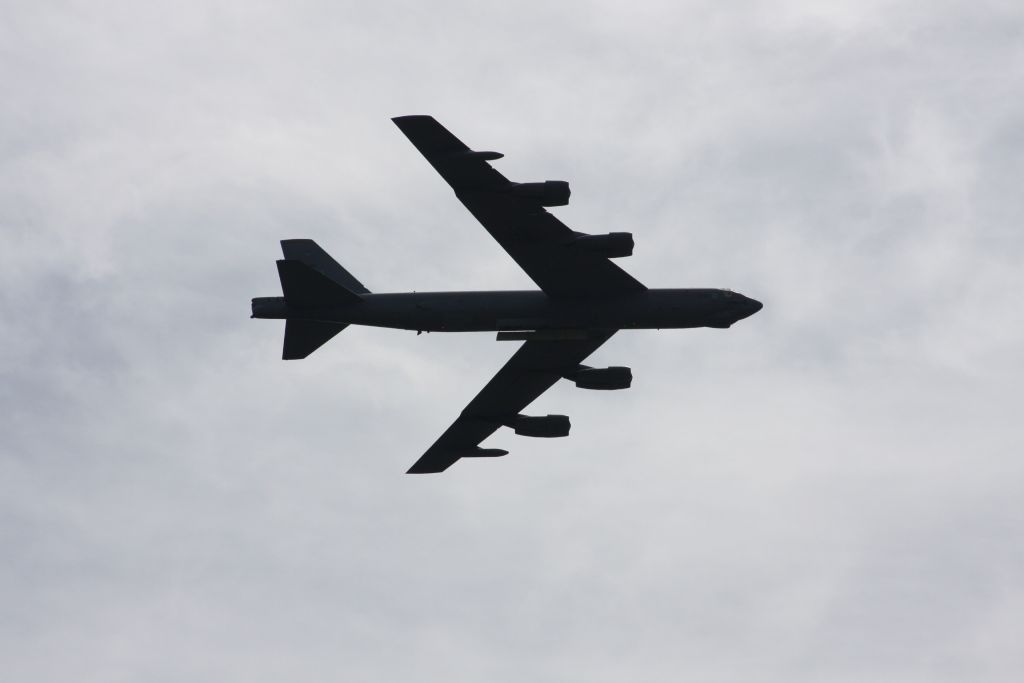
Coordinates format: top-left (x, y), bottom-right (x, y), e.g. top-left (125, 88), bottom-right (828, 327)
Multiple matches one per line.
top-left (407, 331), bottom-right (616, 473)
top-left (392, 115), bottom-right (646, 298)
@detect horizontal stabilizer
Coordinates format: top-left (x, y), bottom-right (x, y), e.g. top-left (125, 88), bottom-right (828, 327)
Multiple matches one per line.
top-left (280, 239), bottom-right (370, 294)
top-left (276, 260), bottom-right (363, 308)
top-left (283, 320), bottom-right (347, 360)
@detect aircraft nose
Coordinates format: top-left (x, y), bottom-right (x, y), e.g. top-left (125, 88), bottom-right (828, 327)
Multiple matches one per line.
top-left (734, 296), bottom-right (762, 321)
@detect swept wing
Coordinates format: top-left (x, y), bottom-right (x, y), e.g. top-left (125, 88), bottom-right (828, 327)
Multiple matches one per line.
top-left (392, 115), bottom-right (646, 298)
top-left (407, 332), bottom-right (615, 473)
top-left (394, 116), bottom-right (636, 472)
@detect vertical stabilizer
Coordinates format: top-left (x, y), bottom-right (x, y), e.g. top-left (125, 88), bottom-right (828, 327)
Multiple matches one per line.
top-left (276, 260), bottom-right (363, 307)
top-left (273, 252), bottom-right (365, 360)
top-left (280, 239), bottom-right (370, 294)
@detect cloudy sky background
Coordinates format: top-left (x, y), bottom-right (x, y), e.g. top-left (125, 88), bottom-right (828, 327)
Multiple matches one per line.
top-left (3, 1), bottom-right (1023, 680)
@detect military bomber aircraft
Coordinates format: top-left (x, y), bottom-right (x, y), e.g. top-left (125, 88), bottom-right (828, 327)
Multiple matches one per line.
top-left (252, 116), bottom-right (762, 473)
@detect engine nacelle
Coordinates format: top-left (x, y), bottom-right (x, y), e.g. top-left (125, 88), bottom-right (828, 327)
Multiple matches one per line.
top-left (572, 366), bottom-right (632, 390)
top-left (571, 232), bottom-right (634, 258)
top-left (508, 180), bottom-right (570, 207)
top-left (509, 414), bottom-right (571, 438)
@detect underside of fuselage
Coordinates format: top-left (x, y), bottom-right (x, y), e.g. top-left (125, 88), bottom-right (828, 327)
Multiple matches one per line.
top-left (252, 288), bottom-right (763, 332)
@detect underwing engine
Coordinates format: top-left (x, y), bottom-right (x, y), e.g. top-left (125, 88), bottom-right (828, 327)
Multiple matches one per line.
top-left (571, 232), bottom-right (634, 258)
top-left (508, 181), bottom-right (571, 206)
top-left (507, 414), bottom-right (571, 437)
top-left (569, 365), bottom-right (632, 390)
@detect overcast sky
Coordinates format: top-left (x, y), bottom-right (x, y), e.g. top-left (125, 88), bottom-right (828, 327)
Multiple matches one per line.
top-left (3, 1), bottom-right (1023, 681)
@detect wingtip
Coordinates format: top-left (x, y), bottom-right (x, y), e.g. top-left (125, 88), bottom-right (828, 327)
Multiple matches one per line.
top-left (392, 114), bottom-right (434, 124)
top-left (406, 464), bottom-right (443, 474)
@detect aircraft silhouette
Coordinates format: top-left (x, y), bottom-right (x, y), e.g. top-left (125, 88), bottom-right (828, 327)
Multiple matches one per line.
top-left (252, 116), bottom-right (762, 473)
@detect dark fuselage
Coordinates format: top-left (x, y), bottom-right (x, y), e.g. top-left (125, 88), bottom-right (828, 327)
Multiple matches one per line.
top-left (252, 288), bottom-right (763, 332)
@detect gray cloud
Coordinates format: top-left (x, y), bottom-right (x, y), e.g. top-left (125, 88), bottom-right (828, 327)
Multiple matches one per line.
top-left (2, 1), bottom-right (1023, 681)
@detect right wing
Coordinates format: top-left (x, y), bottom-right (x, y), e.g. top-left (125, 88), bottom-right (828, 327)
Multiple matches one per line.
top-left (393, 115), bottom-right (646, 298)
top-left (407, 331), bottom-right (615, 473)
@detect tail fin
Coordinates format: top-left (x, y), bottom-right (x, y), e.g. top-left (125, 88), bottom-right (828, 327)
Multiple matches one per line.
top-left (276, 259), bottom-right (363, 307)
top-left (274, 260), bottom-right (358, 360)
top-left (273, 240), bottom-right (369, 360)
top-left (283, 320), bottom-right (347, 360)
top-left (280, 239), bottom-right (370, 294)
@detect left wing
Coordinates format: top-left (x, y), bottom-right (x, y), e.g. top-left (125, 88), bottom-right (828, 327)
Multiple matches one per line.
top-left (392, 115), bottom-right (646, 298)
top-left (407, 331), bottom-right (615, 473)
